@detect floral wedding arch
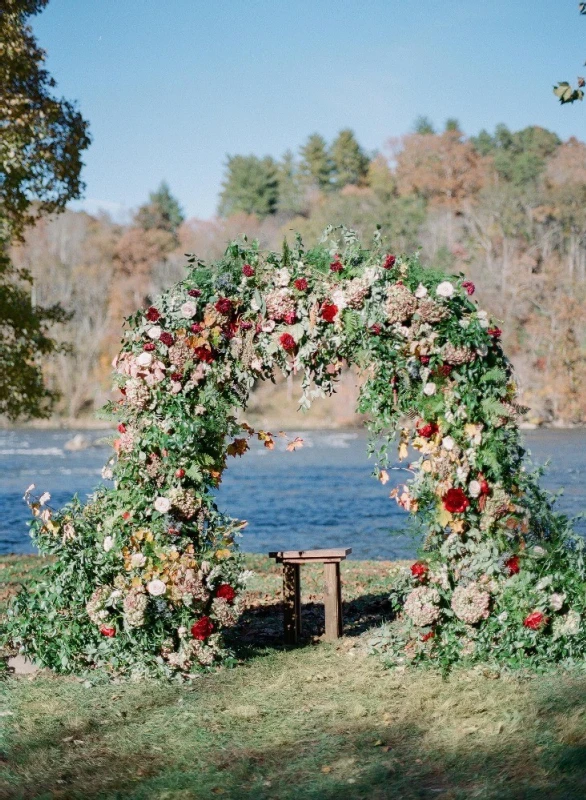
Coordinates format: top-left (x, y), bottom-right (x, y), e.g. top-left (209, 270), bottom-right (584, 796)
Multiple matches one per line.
top-left (8, 227), bottom-right (586, 677)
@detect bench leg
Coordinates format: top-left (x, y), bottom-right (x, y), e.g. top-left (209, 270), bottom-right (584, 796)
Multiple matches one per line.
top-left (324, 562), bottom-right (343, 641)
top-left (283, 563), bottom-right (301, 644)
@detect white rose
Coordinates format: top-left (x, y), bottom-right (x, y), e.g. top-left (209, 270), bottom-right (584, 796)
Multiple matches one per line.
top-left (130, 552), bottom-right (146, 568)
top-left (180, 301), bottom-right (197, 319)
top-left (363, 267), bottom-right (379, 285)
top-left (39, 491), bottom-right (51, 506)
top-left (331, 289), bottom-right (348, 311)
top-left (274, 268), bottom-right (291, 287)
top-left (476, 311), bottom-right (489, 329)
top-left (101, 466), bottom-right (113, 480)
top-left (549, 592), bottom-right (566, 611)
top-left (423, 382), bottom-right (436, 396)
top-left (136, 351), bottom-right (153, 367)
top-left (147, 579), bottom-right (167, 597)
top-left (171, 381), bottom-right (182, 394)
top-left (415, 283), bottom-right (428, 298)
top-left (147, 326), bottom-right (162, 339)
top-left (442, 436), bottom-right (455, 451)
top-left (103, 536), bottom-right (114, 552)
top-left (154, 496), bottom-right (171, 513)
top-left (469, 480), bottom-right (482, 498)
top-left (533, 546), bottom-right (546, 557)
top-left (459, 318), bottom-right (470, 329)
top-left (261, 320), bottom-right (276, 333)
top-left (497, 611), bottom-right (508, 623)
top-left (436, 281), bottom-right (454, 298)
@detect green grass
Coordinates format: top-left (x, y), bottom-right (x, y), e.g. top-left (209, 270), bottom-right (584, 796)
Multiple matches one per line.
top-left (2, 555), bottom-right (586, 799)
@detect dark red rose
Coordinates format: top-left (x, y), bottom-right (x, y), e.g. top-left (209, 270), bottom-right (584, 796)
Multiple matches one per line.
top-left (175, 468), bottom-right (186, 478)
top-left (478, 477), bottom-right (490, 496)
top-left (191, 616), bottom-right (214, 640)
top-left (370, 323), bottom-right (382, 335)
top-left (240, 320), bottom-right (253, 331)
top-left (421, 630), bottom-right (435, 642)
top-left (99, 625), bottom-right (116, 637)
top-left (283, 311), bottom-right (297, 325)
top-left (442, 487), bottom-right (470, 514)
top-left (280, 332), bottom-right (296, 352)
top-left (190, 322), bottom-right (203, 333)
top-left (242, 264), bottom-right (255, 277)
top-left (188, 288), bottom-right (201, 298)
top-left (505, 555), bottom-right (520, 575)
top-left (383, 254), bottom-right (396, 270)
top-left (171, 372), bottom-right (182, 382)
top-left (216, 584), bottom-right (237, 603)
top-left (320, 302), bottom-right (338, 323)
top-left (488, 327), bottom-right (502, 339)
top-left (435, 364), bottom-right (453, 378)
top-left (159, 332), bottom-right (174, 347)
top-left (294, 278), bottom-right (308, 291)
top-left (418, 354), bottom-right (431, 365)
top-left (146, 306), bottom-right (161, 322)
top-left (194, 346), bottom-right (214, 363)
top-left (330, 256), bottom-right (344, 273)
top-left (144, 342), bottom-right (155, 351)
top-left (215, 297), bottom-right (233, 315)
top-left (523, 611), bottom-right (546, 630)
top-left (410, 562), bottom-right (428, 580)
top-left (117, 423), bottom-right (126, 434)
top-left (462, 280), bottom-right (475, 296)
top-left (417, 422), bottom-right (438, 439)
top-left (223, 321), bottom-right (238, 340)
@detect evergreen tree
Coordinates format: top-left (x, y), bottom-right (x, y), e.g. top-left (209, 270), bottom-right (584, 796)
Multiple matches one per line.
top-left (413, 116), bottom-right (436, 135)
top-left (276, 150), bottom-right (303, 216)
top-left (471, 124), bottom-right (561, 187)
top-left (135, 181), bottom-right (185, 234)
top-left (218, 155), bottom-right (279, 218)
top-left (444, 118), bottom-right (461, 132)
top-left (330, 129), bottom-right (370, 188)
top-left (299, 133), bottom-right (333, 191)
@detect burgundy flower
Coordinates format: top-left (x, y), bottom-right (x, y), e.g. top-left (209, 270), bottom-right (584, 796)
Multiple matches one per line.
top-left (462, 280), bottom-right (475, 296)
top-left (294, 278), bottom-right (308, 291)
top-left (370, 323), bottom-right (382, 335)
top-left (488, 327), bottom-right (502, 339)
top-left (434, 364), bottom-right (453, 378)
top-left (280, 332), bottom-right (296, 352)
top-left (215, 297), bottom-right (233, 315)
top-left (410, 562), bottom-right (429, 580)
top-left (188, 288), bottom-right (201, 298)
top-left (171, 372), bottom-right (182, 382)
top-left (418, 354), bottom-right (431, 365)
top-left (99, 625), bottom-right (116, 637)
top-left (144, 342), bottom-right (155, 352)
top-left (417, 422), bottom-right (438, 439)
top-left (523, 611), bottom-right (547, 630)
top-left (223, 322), bottom-right (238, 340)
top-left (159, 332), bottom-right (174, 347)
top-left (194, 346), bottom-right (214, 363)
top-left (330, 256), bottom-right (344, 273)
top-left (240, 320), bottom-right (253, 331)
top-left (242, 264), bottom-right (255, 277)
top-left (505, 555), bottom-right (520, 575)
top-left (442, 487), bottom-right (470, 514)
top-left (191, 616), bottom-right (214, 640)
top-left (191, 322), bottom-right (203, 333)
top-left (216, 584), bottom-right (237, 603)
top-left (283, 311), bottom-right (296, 325)
top-left (146, 306), bottom-right (161, 322)
top-left (320, 302), bottom-right (338, 323)
top-left (117, 423), bottom-right (126, 434)
top-left (383, 254), bottom-right (396, 270)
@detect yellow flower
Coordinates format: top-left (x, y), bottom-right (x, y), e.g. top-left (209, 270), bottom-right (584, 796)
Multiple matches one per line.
top-left (215, 549), bottom-right (232, 561)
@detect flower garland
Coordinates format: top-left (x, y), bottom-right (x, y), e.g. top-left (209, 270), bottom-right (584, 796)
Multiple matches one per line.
top-left (7, 227), bottom-right (586, 677)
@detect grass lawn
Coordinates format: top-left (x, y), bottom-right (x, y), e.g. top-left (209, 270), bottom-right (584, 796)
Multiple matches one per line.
top-left (2, 554), bottom-right (586, 799)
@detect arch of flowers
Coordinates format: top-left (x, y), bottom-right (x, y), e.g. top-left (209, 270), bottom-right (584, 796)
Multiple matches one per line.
top-left (8, 227), bottom-right (586, 677)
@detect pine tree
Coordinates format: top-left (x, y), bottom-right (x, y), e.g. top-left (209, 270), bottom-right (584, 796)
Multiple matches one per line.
top-left (330, 129), bottom-right (370, 188)
top-left (218, 155), bottom-right (279, 218)
top-left (413, 116), bottom-right (435, 135)
top-left (299, 133), bottom-right (333, 191)
top-left (135, 181), bottom-right (185, 234)
top-left (276, 150), bottom-right (303, 216)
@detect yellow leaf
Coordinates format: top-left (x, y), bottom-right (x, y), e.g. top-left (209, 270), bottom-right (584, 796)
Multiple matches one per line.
top-left (379, 470), bottom-right (390, 485)
top-left (398, 442), bottom-right (408, 461)
top-left (449, 519), bottom-right (466, 534)
top-left (438, 507), bottom-right (453, 527)
top-left (321, 766), bottom-right (332, 774)
top-left (215, 549), bottom-right (232, 560)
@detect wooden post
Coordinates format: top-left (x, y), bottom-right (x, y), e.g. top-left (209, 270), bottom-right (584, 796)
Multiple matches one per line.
top-left (324, 562), bottom-right (343, 641)
top-left (283, 562), bottom-right (301, 644)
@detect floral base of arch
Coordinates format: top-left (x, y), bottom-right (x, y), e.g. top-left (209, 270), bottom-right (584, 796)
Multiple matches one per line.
top-left (7, 228), bottom-right (586, 678)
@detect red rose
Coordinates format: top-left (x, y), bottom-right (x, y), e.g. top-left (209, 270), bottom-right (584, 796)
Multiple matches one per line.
top-left (146, 306), bottom-right (160, 322)
top-left (417, 422), bottom-right (438, 439)
top-left (191, 616), bottom-right (214, 640)
top-left (117, 423), bottom-right (126, 434)
top-left (462, 280), bottom-right (475, 296)
top-left (434, 364), bottom-right (453, 378)
top-left (370, 323), bottom-right (382, 335)
top-left (280, 333), bottom-right (296, 352)
top-left (215, 297), bottom-right (233, 315)
top-left (383, 254), bottom-right (396, 270)
top-left (505, 555), bottom-right (520, 575)
top-left (239, 320), bottom-right (253, 331)
top-left (523, 611), bottom-right (547, 630)
top-left (171, 372), bottom-right (182, 382)
top-left (223, 321), bottom-right (238, 340)
top-left (330, 257), bottom-right (344, 273)
top-left (320, 302), bottom-right (338, 323)
top-left (191, 322), bottom-right (203, 333)
top-left (294, 278), bottom-right (308, 291)
top-left (410, 562), bottom-right (428, 580)
top-left (175, 468), bottom-right (186, 478)
top-left (442, 488), bottom-right (470, 514)
top-left (488, 327), bottom-right (502, 339)
top-left (283, 311), bottom-right (296, 325)
top-left (99, 625), bottom-right (116, 637)
top-left (418, 354), bottom-right (431, 365)
top-left (421, 630), bottom-right (435, 642)
top-left (194, 346), bottom-right (214, 363)
top-left (216, 584), bottom-right (237, 603)
top-left (159, 332), bottom-right (174, 347)
top-left (144, 342), bottom-right (155, 352)
top-left (188, 288), bottom-right (201, 298)
top-left (242, 264), bottom-right (254, 277)
top-left (478, 477), bottom-right (490, 496)
top-left (122, 511), bottom-right (131, 521)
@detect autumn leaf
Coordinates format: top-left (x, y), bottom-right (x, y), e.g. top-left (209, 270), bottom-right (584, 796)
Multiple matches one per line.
top-left (438, 506), bottom-right (453, 527)
top-left (398, 442), bottom-right (409, 461)
top-left (379, 469), bottom-right (390, 485)
top-left (286, 437), bottom-right (304, 452)
top-left (226, 438), bottom-right (249, 457)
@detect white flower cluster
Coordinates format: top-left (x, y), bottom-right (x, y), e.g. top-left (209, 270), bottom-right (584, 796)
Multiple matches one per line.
top-left (404, 586), bottom-right (441, 627)
top-left (450, 583), bottom-right (490, 624)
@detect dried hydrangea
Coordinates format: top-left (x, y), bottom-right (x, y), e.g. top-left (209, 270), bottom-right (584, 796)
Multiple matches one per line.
top-left (123, 587), bottom-right (148, 628)
top-left (552, 609), bottom-right (581, 639)
top-left (86, 585), bottom-right (114, 624)
top-left (265, 288), bottom-right (296, 321)
top-left (344, 277), bottom-right (370, 309)
top-left (169, 487), bottom-right (200, 519)
top-left (417, 298), bottom-right (448, 324)
top-left (212, 597), bottom-right (239, 627)
top-left (385, 283), bottom-right (418, 324)
top-left (404, 586), bottom-right (441, 626)
top-left (124, 378), bottom-right (150, 408)
top-left (441, 343), bottom-right (476, 366)
top-left (168, 340), bottom-right (192, 369)
top-left (480, 488), bottom-right (511, 530)
top-left (450, 583), bottom-right (490, 624)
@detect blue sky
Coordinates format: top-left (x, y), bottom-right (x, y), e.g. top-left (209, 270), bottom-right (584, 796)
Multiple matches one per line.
top-left (34, 0), bottom-right (586, 220)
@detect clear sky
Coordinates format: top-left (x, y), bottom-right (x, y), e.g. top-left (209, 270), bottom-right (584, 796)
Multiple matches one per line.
top-left (33, 0), bottom-right (586, 221)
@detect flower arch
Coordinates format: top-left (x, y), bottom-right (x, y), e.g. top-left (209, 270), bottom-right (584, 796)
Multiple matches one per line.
top-left (9, 228), bottom-right (586, 676)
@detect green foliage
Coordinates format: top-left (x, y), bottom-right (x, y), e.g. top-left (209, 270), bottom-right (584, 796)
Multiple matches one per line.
top-left (218, 155), bottom-right (279, 218)
top-left (413, 115), bottom-right (436, 135)
top-left (135, 181), bottom-right (185, 234)
top-left (299, 133), bottom-right (333, 190)
top-left (276, 150), bottom-right (304, 216)
top-left (471, 125), bottom-right (561, 186)
top-left (330, 128), bottom-right (370, 188)
top-left (553, 4), bottom-right (586, 104)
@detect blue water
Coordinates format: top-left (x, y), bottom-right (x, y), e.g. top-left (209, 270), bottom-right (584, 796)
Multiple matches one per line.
top-left (1, 428), bottom-right (584, 559)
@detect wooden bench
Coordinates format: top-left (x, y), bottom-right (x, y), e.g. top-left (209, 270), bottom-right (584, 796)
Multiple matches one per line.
top-left (268, 548), bottom-right (352, 644)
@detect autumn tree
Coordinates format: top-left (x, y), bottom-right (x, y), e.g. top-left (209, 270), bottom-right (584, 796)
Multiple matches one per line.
top-left (0, 0), bottom-right (91, 420)
top-left (299, 133), bottom-right (333, 191)
top-left (218, 155), bottom-right (279, 218)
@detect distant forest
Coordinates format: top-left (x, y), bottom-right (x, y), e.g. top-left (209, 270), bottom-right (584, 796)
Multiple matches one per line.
top-left (12, 120), bottom-right (586, 424)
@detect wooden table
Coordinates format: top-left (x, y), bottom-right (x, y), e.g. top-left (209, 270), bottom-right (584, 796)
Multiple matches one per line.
top-left (268, 548), bottom-right (352, 644)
